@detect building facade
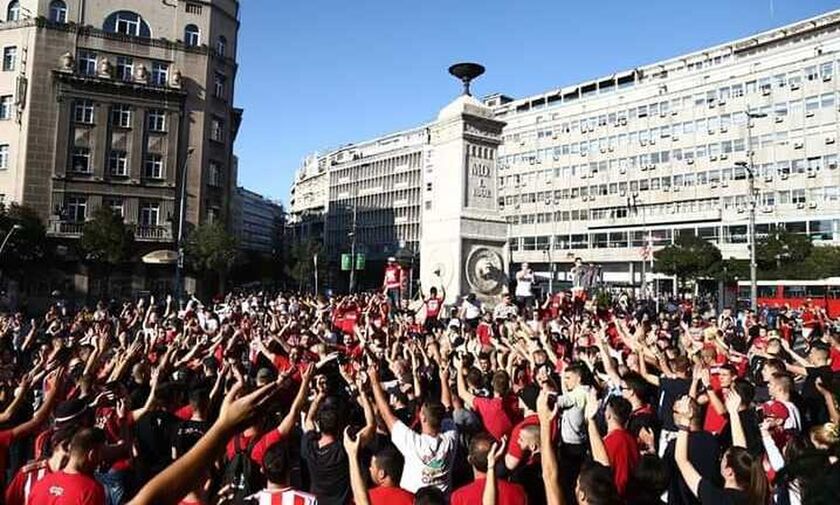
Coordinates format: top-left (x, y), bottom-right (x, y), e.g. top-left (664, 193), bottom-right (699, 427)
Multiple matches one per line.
top-left (289, 9), bottom-right (840, 292)
top-left (232, 185), bottom-right (282, 255)
top-left (0, 0), bottom-right (241, 296)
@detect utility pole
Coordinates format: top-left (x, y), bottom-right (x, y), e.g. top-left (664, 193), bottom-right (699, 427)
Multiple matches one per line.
top-left (174, 147), bottom-right (195, 309)
top-left (740, 107), bottom-right (767, 312)
top-left (348, 203), bottom-right (357, 293)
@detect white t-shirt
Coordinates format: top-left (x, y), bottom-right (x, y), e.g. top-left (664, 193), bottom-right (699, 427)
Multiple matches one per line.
top-left (391, 420), bottom-right (457, 493)
top-left (515, 270), bottom-right (533, 297)
top-left (460, 300), bottom-right (481, 320)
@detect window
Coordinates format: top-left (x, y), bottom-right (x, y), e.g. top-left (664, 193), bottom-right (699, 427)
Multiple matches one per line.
top-left (216, 36), bottom-right (227, 57)
top-left (104, 11), bottom-right (150, 37)
top-left (2, 46), bottom-right (15, 71)
top-left (184, 24), bottom-right (200, 46)
top-left (73, 100), bottom-right (94, 124)
top-left (213, 72), bottom-right (226, 99)
top-left (110, 104), bottom-right (131, 127)
top-left (144, 154), bottom-right (164, 179)
top-left (71, 147), bottom-right (91, 173)
top-left (6, 1), bottom-right (18, 21)
top-left (140, 202), bottom-right (160, 227)
top-left (66, 196), bottom-right (86, 222)
top-left (147, 109), bottom-right (166, 132)
top-left (208, 161), bottom-right (223, 186)
top-left (105, 198), bottom-right (124, 218)
top-left (116, 56), bottom-right (133, 81)
top-left (0, 95), bottom-right (12, 119)
top-left (49, 0), bottom-right (67, 23)
top-left (0, 144), bottom-right (8, 169)
top-left (77, 50), bottom-right (96, 75)
top-left (210, 117), bottom-right (224, 142)
top-left (185, 3), bottom-right (202, 14)
top-left (151, 62), bottom-right (168, 86)
top-left (109, 150), bottom-right (127, 176)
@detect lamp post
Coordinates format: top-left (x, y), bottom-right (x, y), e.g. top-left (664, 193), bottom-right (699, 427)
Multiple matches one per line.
top-left (174, 147), bottom-right (195, 309)
top-left (0, 224), bottom-right (22, 256)
top-left (737, 108), bottom-right (767, 312)
top-left (348, 202), bottom-right (357, 293)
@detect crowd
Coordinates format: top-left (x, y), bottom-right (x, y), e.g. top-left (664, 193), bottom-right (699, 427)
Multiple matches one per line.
top-left (0, 264), bottom-right (837, 505)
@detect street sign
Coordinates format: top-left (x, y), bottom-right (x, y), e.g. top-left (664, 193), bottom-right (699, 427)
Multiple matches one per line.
top-left (355, 253), bottom-right (365, 270)
top-left (341, 253), bottom-right (351, 271)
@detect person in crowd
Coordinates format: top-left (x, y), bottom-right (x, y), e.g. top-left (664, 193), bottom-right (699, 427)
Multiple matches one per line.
top-left (0, 280), bottom-right (834, 505)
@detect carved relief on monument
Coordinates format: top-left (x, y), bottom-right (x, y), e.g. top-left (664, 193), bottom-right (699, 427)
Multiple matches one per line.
top-left (465, 247), bottom-right (505, 295)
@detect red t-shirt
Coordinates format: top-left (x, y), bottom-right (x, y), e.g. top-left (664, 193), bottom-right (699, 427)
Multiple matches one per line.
top-left (477, 322), bottom-right (493, 346)
top-left (451, 478), bottom-right (528, 505)
top-left (4, 459), bottom-right (53, 505)
top-left (368, 485), bottom-right (414, 505)
top-left (384, 266), bottom-right (402, 289)
top-left (473, 397), bottom-right (516, 441)
top-left (604, 428), bottom-right (640, 497)
top-left (703, 388), bottom-right (729, 436)
top-left (830, 346), bottom-right (840, 372)
top-left (28, 471), bottom-right (106, 505)
top-left (424, 297), bottom-right (443, 319)
top-left (225, 429), bottom-right (284, 465)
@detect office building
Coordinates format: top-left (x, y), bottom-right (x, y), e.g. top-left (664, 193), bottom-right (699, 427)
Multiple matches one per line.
top-left (289, 9), bottom-right (840, 290)
top-left (232, 186), bottom-right (283, 255)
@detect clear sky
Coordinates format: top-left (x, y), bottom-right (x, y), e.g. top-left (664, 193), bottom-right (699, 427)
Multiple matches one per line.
top-left (232, 0), bottom-right (840, 205)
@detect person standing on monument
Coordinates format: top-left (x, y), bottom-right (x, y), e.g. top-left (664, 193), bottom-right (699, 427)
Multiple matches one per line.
top-left (382, 257), bottom-right (402, 313)
top-left (515, 263), bottom-right (535, 309)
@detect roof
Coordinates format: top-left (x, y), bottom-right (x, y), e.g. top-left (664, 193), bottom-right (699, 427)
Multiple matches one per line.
top-left (437, 93), bottom-right (494, 121)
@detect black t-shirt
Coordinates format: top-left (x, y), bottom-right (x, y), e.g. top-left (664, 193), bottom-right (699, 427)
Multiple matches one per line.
top-left (665, 431), bottom-right (720, 505)
top-left (658, 377), bottom-right (691, 431)
top-left (134, 410), bottom-right (179, 479)
top-left (697, 478), bottom-right (749, 505)
top-left (301, 431), bottom-right (350, 505)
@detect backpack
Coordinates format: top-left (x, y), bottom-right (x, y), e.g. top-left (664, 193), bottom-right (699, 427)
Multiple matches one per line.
top-left (219, 434), bottom-right (262, 504)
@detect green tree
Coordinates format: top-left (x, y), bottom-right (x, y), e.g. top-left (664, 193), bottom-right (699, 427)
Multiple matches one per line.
top-left (797, 245), bottom-right (840, 279)
top-left (654, 235), bottom-right (722, 292)
top-left (0, 203), bottom-right (48, 275)
top-left (284, 239), bottom-right (323, 292)
top-left (80, 207), bottom-right (134, 297)
top-left (184, 222), bottom-right (239, 293)
top-left (755, 228), bottom-right (812, 277)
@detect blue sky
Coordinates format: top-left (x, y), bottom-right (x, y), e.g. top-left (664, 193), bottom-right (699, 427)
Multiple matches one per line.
top-left (233, 0), bottom-right (840, 204)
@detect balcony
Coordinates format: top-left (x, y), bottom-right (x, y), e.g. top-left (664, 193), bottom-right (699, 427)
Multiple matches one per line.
top-left (48, 220), bottom-right (173, 242)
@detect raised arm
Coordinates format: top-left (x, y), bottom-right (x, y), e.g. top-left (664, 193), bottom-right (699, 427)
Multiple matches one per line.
top-left (724, 390), bottom-right (746, 449)
top-left (456, 360), bottom-right (477, 410)
top-left (483, 438), bottom-right (505, 505)
top-left (584, 388), bottom-right (609, 467)
top-left (673, 396), bottom-right (702, 497)
top-left (537, 390), bottom-right (566, 505)
top-left (343, 427), bottom-right (371, 505)
top-left (368, 364), bottom-right (398, 431)
top-left (278, 364), bottom-right (314, 436)
top-left (12, 368), bottom-right (64, 439)
top-left (128, 382), bottom-right (279, 505)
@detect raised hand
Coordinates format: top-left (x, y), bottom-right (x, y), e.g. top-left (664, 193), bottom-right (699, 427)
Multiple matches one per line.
top-left (724, 389), bottom-right (742, 414)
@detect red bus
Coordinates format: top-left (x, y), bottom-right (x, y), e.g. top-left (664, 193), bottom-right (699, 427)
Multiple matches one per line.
top-left (737, 278), bottom-right (840, 317)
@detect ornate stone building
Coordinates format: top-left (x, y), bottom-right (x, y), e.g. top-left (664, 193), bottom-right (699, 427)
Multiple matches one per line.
top-left (0, 0), bottom-right (241, 297)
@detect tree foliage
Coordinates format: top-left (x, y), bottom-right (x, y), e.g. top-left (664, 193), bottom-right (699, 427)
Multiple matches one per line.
top-left (184, 222), bottom-right (239, 274)
top-left (653, 234), bottom-right (722, 288)
top-left (0, 203), bottom-right (48, 272)
top-left (80, 207), bottom-right (134, 265)
top-left (755, 228), bottom-right (812, 275)
top-left (284, 239), bottom-right (324, 292)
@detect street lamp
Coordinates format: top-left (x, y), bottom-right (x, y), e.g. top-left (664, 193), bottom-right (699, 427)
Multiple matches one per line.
top-left (0, 224), bottom-right (23, 256)
top-left (174, 147), bottom-right (195, 309)
top-left (737, 108), bottom-right (768, 312)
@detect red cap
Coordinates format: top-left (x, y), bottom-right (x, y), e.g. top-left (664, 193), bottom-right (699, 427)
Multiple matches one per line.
top-left (762, 401), bottom-right (790, 421)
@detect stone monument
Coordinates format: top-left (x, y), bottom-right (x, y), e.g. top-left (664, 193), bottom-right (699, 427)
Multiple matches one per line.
top-left (420, 63), bottom-right (508, 305)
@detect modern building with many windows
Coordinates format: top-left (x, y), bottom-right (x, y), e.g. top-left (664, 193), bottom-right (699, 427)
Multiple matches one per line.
top-left (289, 9), bottom-right (840, 292)
top-left (231, 186), bottom-right (283, 255)
top-left (0, 0), bottom-right (241, 297)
